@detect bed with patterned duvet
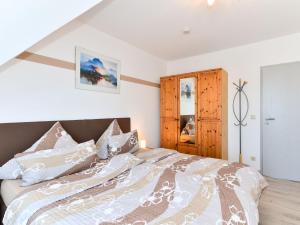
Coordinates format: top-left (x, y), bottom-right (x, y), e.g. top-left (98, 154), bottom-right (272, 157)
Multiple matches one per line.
top-left (3, 148), bottom-right (267, 225)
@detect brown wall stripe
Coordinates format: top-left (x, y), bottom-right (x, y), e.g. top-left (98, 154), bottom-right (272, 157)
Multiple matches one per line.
top-left (16, 51), bottom-right (160, 88)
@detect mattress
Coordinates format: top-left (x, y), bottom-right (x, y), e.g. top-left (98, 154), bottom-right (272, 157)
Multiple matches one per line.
top-left (1, 179), bottom-right (28, 206)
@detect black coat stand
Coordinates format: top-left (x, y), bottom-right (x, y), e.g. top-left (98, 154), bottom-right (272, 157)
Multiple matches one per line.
top-left (233, 79), bottom-right (249, 163)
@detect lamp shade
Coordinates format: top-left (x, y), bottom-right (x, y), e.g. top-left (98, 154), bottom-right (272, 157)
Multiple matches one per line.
top-left (140, 140), bottom-right (146, 149)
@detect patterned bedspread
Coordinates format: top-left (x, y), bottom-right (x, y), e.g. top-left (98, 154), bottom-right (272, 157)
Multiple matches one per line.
top-left (3, 148), bottom-right (267, 225)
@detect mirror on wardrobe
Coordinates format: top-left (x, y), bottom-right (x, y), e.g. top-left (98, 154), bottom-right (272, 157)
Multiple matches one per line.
top-left (179, 77), bottom-right (196, 145)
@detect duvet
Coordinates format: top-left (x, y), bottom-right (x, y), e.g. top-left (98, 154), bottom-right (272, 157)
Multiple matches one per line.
top-left (3, 148), bottom-right (267, 225)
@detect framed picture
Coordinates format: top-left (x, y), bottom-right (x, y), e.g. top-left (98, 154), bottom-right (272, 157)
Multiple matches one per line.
top-left (75, 47), bottom-right (121, 93)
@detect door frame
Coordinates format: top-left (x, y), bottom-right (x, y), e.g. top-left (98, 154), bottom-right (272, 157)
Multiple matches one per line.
top-left (260, 61), bottom-right (300, 175)
top-left (260, 66), bottom-right (264, 174)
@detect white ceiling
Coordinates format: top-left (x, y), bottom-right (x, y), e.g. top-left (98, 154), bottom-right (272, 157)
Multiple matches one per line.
top-left (79, 0), bottom-right (300, 60)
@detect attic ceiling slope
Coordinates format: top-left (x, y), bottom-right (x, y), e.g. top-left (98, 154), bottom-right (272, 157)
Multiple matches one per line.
top-left (79, 0), bottom-right (300, 60)
top-left (0, 0), bottom-right (104, 66)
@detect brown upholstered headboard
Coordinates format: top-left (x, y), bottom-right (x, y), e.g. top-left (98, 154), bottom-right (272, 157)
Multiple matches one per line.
top-left (0, 118), bottom-right (130, 166)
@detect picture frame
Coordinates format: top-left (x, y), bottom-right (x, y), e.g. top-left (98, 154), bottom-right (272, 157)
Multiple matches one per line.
top-left (75, 47), bottom-right (121, 93)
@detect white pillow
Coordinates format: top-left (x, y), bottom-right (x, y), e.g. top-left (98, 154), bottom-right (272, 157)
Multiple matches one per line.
top-left (0, 122), bottom-right (77, 180)
top-left (0, 159), bottom-right (22, 180)
top-left (17, 140), bottom-right (97, 186)
top-left (107, 130), bottom-right (139, 158)
top-left (96, 119), bottom-right (123, 159)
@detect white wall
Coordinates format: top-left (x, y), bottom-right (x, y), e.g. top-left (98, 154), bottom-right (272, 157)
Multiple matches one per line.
top-left (167, 32), bottom-right (300, 169)
top-left (0, 0), bottom-right (103, 66)
top-left (0, 20), bottom-right (166, 148)
top-left (3, 12), bottom-right (300, 168)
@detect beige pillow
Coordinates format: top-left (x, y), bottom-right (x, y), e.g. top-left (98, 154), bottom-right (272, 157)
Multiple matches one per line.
top-left (96, 119), bottom-right (123, 159)
top-left (107, 130), bottom-right (139, 158)
top-left (0, 122), bottom-right (77, 180)
top-left (16, 140), bottom-right (97, 186)
top-left (25, 122), bottom-right (78, 152)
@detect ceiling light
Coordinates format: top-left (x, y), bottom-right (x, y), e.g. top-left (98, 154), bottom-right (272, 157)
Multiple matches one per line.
top-left (207, 0), bottom-right (215, 6)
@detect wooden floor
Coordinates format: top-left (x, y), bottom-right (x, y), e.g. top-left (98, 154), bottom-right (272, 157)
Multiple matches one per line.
top-left (259, 177), bottom-right (300, 225)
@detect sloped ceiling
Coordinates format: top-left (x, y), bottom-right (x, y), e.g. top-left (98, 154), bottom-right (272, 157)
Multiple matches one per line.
top-left (0, 0), bottom-right (103, 66)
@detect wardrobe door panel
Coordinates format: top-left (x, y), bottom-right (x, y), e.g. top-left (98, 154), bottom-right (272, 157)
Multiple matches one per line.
top-left (178, 75), bottom-right (197, 146)
top-left (198, 71), bottom-right (222, 120)
top-left (160, 77), bottom-right (178, 118)
top-left (178, 144), bottom-right (198, 155)
top-left (199, 121), bottom-right (222, 159)
top-left (160, 117), bottom-right (178, 149)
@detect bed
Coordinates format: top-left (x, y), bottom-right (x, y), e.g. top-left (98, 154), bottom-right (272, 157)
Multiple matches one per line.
top-left (0, 118), bottom-right (267, 225)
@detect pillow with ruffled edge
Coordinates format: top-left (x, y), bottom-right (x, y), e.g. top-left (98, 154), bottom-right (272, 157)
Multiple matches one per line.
top-left (96, 119), bottom-right (123, 159)
top-left (16, 140), bottom-right (97, 186)
top-left (0, 122), bottom-right (77, 180)
top-left (107, 130), bottom-right (139, 158)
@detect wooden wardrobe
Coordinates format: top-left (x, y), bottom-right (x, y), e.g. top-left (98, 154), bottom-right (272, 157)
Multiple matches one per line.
top-left (160, 68), bottom-right (228, 159)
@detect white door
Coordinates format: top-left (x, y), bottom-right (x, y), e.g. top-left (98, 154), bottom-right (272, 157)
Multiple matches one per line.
top-left (262, 62), bottom-right (300, 181)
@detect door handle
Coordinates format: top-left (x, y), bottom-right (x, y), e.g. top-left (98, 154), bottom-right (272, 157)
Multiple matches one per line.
top-left (265, 118), bottom-right (275, 121)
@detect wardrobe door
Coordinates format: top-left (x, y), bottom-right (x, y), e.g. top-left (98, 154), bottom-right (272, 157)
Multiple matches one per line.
top-left (199, 121), bottom-right (222, 159)
top-left (160, 118), bottom-right (178, 149)
top-left (177, 74), bottom-right (198, 155)
top-left (197, 69), bottom-right (228, 159)
top-left (198, 70), bottom-right (222, 120)
top-left (160, 77), bottom-right (178, 118)
top-left (160, 76), bottom-right (178, 149)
